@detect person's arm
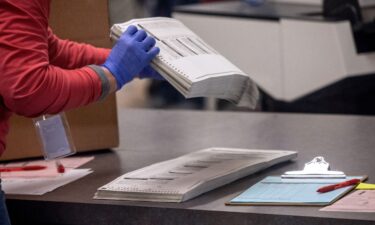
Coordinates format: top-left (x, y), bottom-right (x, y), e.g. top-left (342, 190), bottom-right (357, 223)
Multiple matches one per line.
top-left (0, 0), bottom-right (111, 117)
top-left (47, 27), bottom-right (111, 69)
top-left (47, 27), bottom-right (118, 97)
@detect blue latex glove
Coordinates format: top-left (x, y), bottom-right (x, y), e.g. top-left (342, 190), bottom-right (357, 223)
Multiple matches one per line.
top-left (244, 0), bottom-right (264, 6)
top-left (139, 65), bottom-right (164, 80)
top-left (103, 25), bottom-right (160, 89)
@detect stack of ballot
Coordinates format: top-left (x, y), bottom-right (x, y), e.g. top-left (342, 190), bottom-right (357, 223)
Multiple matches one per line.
top-left (111, 17), bottom-right (259, 109)
top-left (0, 156), bottom-right (94, 195)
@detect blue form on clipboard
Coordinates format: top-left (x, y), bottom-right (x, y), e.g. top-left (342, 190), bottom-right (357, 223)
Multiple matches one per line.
top-left (228, 176), bottom-right (365, 206)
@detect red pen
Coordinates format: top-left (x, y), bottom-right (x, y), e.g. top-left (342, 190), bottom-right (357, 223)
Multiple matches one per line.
top-left (317, 178), bottom-right (361, 193)
top-left (0, 165), bottom-right (47, 172)
top-left (55, 160), bottom-right (65, 173)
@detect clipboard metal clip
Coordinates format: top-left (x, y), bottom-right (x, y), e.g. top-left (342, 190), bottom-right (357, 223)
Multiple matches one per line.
top-left (282, 156), bottom-right (346, 179)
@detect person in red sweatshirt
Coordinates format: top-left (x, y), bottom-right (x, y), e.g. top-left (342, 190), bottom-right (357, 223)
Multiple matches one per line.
top-left (0, 1), bottom-right (161, 224)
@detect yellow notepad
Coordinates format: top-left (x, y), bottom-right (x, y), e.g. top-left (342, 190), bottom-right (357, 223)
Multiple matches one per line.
top-left (356, 183), bottom-right (375, 190)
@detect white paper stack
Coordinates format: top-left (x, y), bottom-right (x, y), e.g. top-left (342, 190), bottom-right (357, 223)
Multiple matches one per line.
top-left (94, 147), bottom-right (297, 202)
top-left (1, 157), bottom-right (94, 195)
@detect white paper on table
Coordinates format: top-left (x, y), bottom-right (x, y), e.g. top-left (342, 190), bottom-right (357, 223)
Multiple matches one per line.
top-left (320, 190), bottom-right (375, 212)
top-left (0, 156), bottom-right (94, 178)
top-left (2, 169), bottom-right (92, 195)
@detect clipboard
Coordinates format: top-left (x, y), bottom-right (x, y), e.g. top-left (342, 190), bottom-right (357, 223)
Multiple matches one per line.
top-left (226, 175), bottom-right (367, 206)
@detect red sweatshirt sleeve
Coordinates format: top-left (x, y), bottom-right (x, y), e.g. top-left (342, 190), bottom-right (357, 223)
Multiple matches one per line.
top-left (48, 28), bottom-right (110, 69)
top-left (0, 0), bottom-right (109, 117)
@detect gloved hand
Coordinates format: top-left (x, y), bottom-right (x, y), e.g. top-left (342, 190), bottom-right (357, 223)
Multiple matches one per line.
top-left (244, 0), bottom-right (264, 6)
top-left (139, 65), bottom-right (164, 80)
top-left (103, 25), bottom-right (160, 89)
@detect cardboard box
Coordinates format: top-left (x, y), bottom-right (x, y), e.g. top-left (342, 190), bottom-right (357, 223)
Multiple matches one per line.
top-left (1, 0), bottom-right (118, 161)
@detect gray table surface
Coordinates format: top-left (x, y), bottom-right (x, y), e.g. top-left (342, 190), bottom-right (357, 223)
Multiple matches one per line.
top-left (6, 109), bottom-right (375, 225)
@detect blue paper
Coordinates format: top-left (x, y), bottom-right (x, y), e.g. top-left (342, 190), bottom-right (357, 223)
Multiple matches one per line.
top-left (230, 176), bottom-right (364, 205)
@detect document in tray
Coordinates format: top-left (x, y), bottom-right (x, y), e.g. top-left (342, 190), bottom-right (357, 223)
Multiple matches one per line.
top-left (320, 190), bottom-right (375, 212)
top-left (110, 17), bottom-right (259, 108)
top-left (94, 147), bottom-right (297, 202)
top-left (227, 176), bottom-right (366, 206)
